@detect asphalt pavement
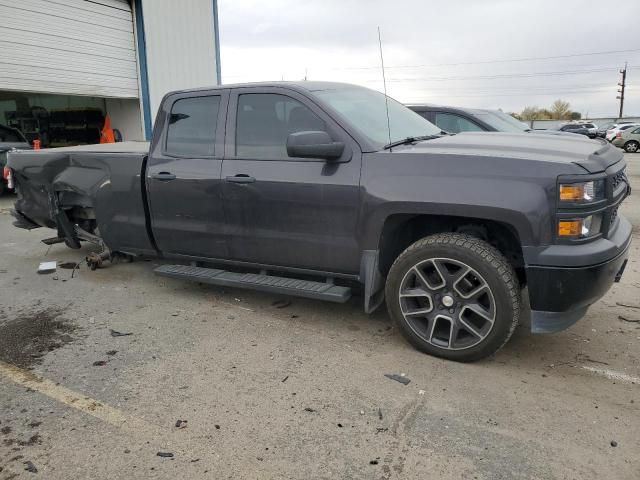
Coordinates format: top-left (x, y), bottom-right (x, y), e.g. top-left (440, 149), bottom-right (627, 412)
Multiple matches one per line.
top-left (0, 154), bottom-right (638, 480)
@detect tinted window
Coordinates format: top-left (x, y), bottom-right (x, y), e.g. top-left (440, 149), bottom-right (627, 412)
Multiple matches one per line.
top-left (166, 96), bottom-right (220, 156)
top-left (583, 124), bottom-right (595, 128)
top-left (236, 94), bottom-right (327, 159)
top-left (632, 128), bottom-right (640, 134)
top-left (434, 113), bottom-right (485, 133)
top-left (561, 124), bottom-right (581, 130)
top-left (620, 125), bottom-right (637, 131)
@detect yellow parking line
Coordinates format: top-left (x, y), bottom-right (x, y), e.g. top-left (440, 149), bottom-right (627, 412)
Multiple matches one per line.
top-left (0, 360), bottom-right (164, 438)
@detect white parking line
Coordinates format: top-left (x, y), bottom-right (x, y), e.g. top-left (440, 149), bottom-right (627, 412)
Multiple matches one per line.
top-left (0, 360), bottom-right (164, 438)
top-left (582, 365), bottom-right (640, 384)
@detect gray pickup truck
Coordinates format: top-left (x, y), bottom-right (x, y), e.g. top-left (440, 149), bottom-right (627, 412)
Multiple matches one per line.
top-left (6, 82), bottom-right (632, 362)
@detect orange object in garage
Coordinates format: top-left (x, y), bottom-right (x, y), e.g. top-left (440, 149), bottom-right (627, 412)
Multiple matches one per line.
top-left (100, 115), bottom-right (116, 144)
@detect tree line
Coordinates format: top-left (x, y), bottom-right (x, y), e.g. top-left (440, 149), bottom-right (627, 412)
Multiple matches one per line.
top-left (512, 100), bottom-right (581, 121)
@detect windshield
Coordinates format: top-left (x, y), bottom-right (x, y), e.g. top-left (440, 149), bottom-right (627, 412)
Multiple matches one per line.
top-left (473, 110), bottom-right (529, 132)
top-left (313, 86), bottom-right (441, 148)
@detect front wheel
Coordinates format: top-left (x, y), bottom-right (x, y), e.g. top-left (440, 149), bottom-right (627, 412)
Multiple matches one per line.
top-left (385, 233), bottom-right (521, 362)
top-left (624, 141), bottom-right (639, 153)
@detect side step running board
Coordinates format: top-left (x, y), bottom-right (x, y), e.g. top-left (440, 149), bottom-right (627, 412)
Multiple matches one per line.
top-left (154, 264), bottom-right (352, 303)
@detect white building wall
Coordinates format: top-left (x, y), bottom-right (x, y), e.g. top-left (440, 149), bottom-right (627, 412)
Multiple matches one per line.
top-left (105, 98), bottom-right (145, 141)
top-left (140, 0), bottom-right (220, 120)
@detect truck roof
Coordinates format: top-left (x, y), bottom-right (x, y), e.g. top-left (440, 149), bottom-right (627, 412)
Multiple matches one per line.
top-left (168, 81), bottom-right (363, 95)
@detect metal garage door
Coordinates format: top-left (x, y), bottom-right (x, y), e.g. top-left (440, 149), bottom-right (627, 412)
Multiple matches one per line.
top-left (0, 0), bottom-right (139, 98)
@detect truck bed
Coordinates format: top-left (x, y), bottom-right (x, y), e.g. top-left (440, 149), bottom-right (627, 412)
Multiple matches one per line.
top-left (8, 141), bottom-right (156, 255)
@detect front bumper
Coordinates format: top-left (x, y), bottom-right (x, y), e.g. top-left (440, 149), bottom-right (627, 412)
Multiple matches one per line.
top-left (525, 216), bottom-right (632, 333)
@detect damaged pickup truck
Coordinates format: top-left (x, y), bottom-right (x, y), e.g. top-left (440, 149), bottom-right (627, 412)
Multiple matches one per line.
top-left (6, 82), bottom-right (632, 361)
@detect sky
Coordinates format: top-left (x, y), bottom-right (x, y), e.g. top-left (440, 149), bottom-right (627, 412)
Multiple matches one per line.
top-left (218, 0), bottom-right (640, 118)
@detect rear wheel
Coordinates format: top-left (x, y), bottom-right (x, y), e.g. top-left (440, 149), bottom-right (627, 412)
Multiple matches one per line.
top-left (385, 233), bottom-right (521, 362)
top-left (624, 141), bottom-right (639, 153)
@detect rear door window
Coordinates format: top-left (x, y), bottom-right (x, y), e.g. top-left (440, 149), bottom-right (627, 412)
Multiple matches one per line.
top-left (434, 112), bottom-right (485, 133)
top-left (166, 96), bottom-right (221, 157)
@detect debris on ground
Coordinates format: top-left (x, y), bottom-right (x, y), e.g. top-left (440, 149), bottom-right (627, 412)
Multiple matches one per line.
top-left (23, 461), bottom-right (38, 473)
top-left (156, 452), bottom-right (174, 458)
top-left (106, 350), bottom-right (118, 356)
top-left (378, 408), bottom-right (383, 420)
top-left (92, 360), bottom-right (107, 366)
top-left (281, 375), bottom-right (289, 383)
top-left (369, 458), bottom-right (379, 465)
top-left (109, 329), bottom-right (132, 337)
top-left (303, 407), bottom-right (316, 413)
top-left (175, 420), bottom-right (188, 429)
top-left (271, 299), bottom-right (292, 309)
top-left (384, 373), bottom-right (411, 385)
top-left (618, 315), bottom-right (640, 323)
top-left (58, 262), bottom-right (79, 270)
top-left (375, 427), bottom-right (388, 434)
top-left (611, 440), bottom-right (618, 447)
top-left (37, 261), bottom-right (57, 274)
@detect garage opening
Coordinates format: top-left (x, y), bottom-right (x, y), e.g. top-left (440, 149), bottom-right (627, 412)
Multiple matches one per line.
top-left (0, 92), bottom-right (112, 148)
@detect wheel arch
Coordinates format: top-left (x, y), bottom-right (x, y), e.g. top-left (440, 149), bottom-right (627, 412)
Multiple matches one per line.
top-left (376, 213), bottom-right (526, 283)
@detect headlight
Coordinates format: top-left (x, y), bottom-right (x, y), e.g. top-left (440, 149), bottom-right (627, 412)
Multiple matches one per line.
top-left (557, 214), bottom-right (603, 239)
top-left (559, 180), bottom-right (605, 203)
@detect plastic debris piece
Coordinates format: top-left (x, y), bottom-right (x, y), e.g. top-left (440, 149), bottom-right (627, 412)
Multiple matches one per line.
top-left (37, 261), bottom-right (57, 274)
top-left (110, 329), bottom-right (132, 337)
top-left (385, 373), bottom-right (411, 385)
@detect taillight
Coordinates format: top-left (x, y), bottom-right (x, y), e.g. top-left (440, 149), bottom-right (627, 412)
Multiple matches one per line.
top-left (616, 132), bottom-right (622, 138)
top-left (3, 167), bottom-right (13, 189)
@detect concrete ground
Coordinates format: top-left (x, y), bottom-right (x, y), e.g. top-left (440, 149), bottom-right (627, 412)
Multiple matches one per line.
top-left (0, 154), bottom-right (639, 480)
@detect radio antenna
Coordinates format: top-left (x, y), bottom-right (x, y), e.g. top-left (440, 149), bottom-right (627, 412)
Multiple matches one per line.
top-left (377, 26), bottom-right (392, 148)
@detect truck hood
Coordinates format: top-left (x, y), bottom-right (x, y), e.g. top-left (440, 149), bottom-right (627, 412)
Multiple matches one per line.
top-left (394, 132), bottom-right (622, 173)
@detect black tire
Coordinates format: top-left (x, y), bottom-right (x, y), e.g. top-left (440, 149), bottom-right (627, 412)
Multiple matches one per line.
top-left (0, 181), bottom-right (5, 197)
top-left (385, 233), bottom-right (520, 362)
top-left (624, 141), bottom-right (639, 153)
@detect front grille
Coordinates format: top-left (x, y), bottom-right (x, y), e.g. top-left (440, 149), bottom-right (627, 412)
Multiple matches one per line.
top-left (611, 169), bottom-right (627, 192)
top-left (610, 205), bottom-right (619, 228)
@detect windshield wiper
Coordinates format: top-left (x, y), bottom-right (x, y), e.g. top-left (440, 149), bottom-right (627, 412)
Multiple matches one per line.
top-left (382, 135), bottom-right (441, 150)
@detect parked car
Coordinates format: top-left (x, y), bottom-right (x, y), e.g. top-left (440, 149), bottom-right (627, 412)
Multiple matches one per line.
top-left (0, 125), bottom-right (30, 195)
top-left (606, 123), bottom-right (640, 142)
top-left (407, 104), bottom-right (531, 133)
top-left (597, 121), bottom-right (633, 138)
top-left (612, 125), bottom-right (640, 152)
top-left (7, 82), bottom-right (631, 362)
top-left (407, 105), bottom-right (595, 141)
top-left (552, 123), bottom-right (598, 138)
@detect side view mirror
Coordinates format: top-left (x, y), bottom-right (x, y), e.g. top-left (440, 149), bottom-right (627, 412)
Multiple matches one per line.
top-left (286, 131), bottom-right (345, 160)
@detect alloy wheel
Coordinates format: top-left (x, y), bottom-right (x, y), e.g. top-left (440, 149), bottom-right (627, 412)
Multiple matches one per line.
top-left (398, 257), bottom-right (496, 350)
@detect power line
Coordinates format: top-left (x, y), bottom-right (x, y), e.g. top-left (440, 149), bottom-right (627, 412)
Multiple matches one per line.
top-left (364, 67), bottom-right (622, 83)
top-left (332, 48), bottom-right (640, 71)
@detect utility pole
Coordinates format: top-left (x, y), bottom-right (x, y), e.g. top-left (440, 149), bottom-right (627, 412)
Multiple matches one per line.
top-left (617, 62), bottom-right (627, 119)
